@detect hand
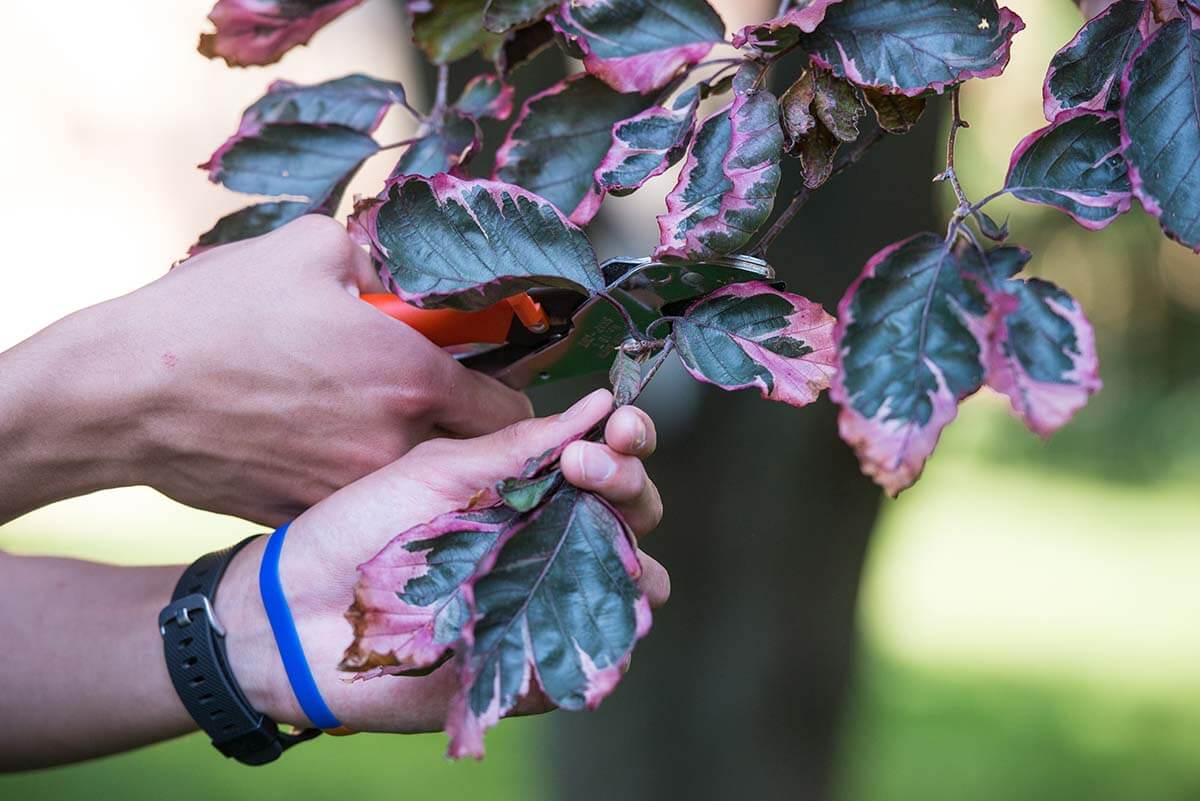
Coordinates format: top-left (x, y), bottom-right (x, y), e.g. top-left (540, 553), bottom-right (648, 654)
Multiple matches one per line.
top-left (2, 215), bottom-right (532, 525)
top-left (216, 389), bottom-right (667, 734)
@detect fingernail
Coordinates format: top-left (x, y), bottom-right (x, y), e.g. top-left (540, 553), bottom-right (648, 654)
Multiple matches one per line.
top-left (561, 388), bottom-right (605, 421)
top-left (578, 445), bottom-right (616, 483)
top-left (630, 416), bottom-right (647, 451)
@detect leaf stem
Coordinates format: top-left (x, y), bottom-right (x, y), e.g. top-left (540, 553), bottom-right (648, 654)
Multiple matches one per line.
top-left (941, 88), bottom-right (972, 213)
top-left (434, 64), bottom-right (450, 115)
top-left (751, 126), bottom-right (887, 256)
top-left (377, 136), bottom-right (422, 151)
top-left (968, 189), bottom-right (1012, 214)
top-left (598, 293), bottom-right (646, 342)
top-left (638, 340), bottom-right (675, 394)
top-left (776, 0), bottom-right (792, 16)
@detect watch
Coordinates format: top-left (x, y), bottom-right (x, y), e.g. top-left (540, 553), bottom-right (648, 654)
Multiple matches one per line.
top-left (159, 535), bottom-right (320, 765)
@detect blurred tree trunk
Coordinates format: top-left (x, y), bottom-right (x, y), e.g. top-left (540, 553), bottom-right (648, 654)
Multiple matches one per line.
top-left (549, 103), bottom-right (943, 801)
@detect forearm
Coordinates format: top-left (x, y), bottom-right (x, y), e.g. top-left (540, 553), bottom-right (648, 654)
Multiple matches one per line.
top-left (0, 544), bottom-right (299, 771)
top-left (0, 302), bottom-right (153, 524)
top-left (0, 553), bottom-right (191, 769)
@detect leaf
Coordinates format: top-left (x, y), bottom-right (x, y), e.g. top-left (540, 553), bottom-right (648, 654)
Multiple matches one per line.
top-left (797, 0), bottom-right (1025, 96)
top-left (1005, 109), bottom-right (1132, 230)
top-left (189, 202), bottom-right (311, 256)
top-left (390, 110), bottom-right (481, 179)
top-left (550, 0), bottom-right (725, 93)
top-left (673, 282), bottom-right (837, 408)
top-left (1120, 17), bottom-right (1200, 251)
top-left (796, 123), bottom-right (839, 188)
top-left (594, 87), bottom-right (700, 196)
top-left (497, 471), bottom-right (563, 512)
top-left (780, 71), bottom-right (818, 143)
top-left (242, 74), bottom-right (408, 134)
top-left (831, 233), bottom-right (991, 496)
top-left (355, 173), bottom-right (605, 309)
top-left (976, 210), bottom-right (1010, 242)
top-left (341, 506), bottom-right (516, 678)
top-left (446, 485), bottom-right (649, 759)
top-left (494, 73), bottom-right (654, 224)
top-left (1044, 0), bottom-right (1147, 119)
top-left (484, 0), bottom-right (557, 32)
top-left (732, 0), bottom-right (844, 53)
top-left (810, 68), bottom-right (865, 143)
top-left (496, 19), bottom-right (556, 73)
top-left (198, 0), bottom-right (363, 67)
top-left (200, 122), bottom-right (379, 201)
top-left (455, 74), bottom-right (516, 120)
top-left (863, 89), bottom-right (927, 134)
top-left (655, 65), bottom-right (784, 260)
top-left (959, 246), bottom-right (1102, 437)
top-left (609, 348), bottom-right (643, 407)
top-left (411, 0), bottom-right (503, 63)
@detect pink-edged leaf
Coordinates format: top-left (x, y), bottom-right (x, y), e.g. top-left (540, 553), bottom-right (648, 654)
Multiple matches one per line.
top-left (594, 87), bottom-right (700, 196)
top-left (484, 0), bottom-right (558, 32)
top-left (455, 74), bottom-right (516, 120)
top-left (1120, 16), bottom-right (1200, 251)
top-left (655, 65), bottom-right (784, 260)
top-left (732, 0), bottom-right (843, 53)
top-left (241, 74), bottom-right (408, 134)
top-left (355, 173), bottom-right (604, 310)
top-left (1005, 109), bottom-right (1132, 230)
top-left (410, 0), bottom-right (503, 63)
top-left (960, 245), bottom-right (1102, 437)
top-left (831, 233), bottom-right (991, 496)
top-left (198, 0), bottom-right (363, 67)
top-left (549, 0), bottom-right (725, 93)
top-left (446, 485), bottom-right (649, 759)
top-left (1044, 0), bottom-right (1147, 120)
top-left (200, 122), bottom-right (378, 201)
top-left (341, 506), bottom-right (516, 678)
top-left (389, 110), bottom-right (482, 179)
top-left (798, 0), bottom-right (1025, 97)
top-left (494, 73), bottom-right (654, 224)
top-left (672, 281), bottom-right (837, 408)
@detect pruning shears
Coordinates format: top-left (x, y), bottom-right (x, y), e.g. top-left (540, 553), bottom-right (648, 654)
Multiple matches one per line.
top-left (362, 255), bottom-right (774, 389)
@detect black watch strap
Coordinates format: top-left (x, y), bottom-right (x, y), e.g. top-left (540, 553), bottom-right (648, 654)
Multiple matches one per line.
top-left (160, 535), bottom-right (321, 765)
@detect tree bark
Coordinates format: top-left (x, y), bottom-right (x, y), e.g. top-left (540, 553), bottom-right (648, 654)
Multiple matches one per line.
top-left (549, 103), bottom-right (943, 801)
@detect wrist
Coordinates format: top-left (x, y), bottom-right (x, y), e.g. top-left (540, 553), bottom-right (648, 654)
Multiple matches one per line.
top-left (213, 536), bottom-right (313, 730)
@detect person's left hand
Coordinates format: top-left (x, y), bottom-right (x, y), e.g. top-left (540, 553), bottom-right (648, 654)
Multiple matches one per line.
top-left (215, 389), bottom-right (667, 734)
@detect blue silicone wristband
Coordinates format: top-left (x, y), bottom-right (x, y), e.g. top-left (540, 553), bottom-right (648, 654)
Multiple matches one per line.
top-left (259, 523), bottom-right (342, 731)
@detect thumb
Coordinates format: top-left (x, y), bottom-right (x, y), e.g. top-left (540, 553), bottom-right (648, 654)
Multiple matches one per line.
top-left (419, 388), bottom-right (614, 495)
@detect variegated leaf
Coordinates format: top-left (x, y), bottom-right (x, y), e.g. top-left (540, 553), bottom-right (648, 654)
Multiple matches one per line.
top-left (594, 87), bottom-right (700, 195)
top-left (341, 506), bottom-right (516, 678)
top-left (198, 0), bottom-right (363, 66)
top-left (355, 173), bottom-right (604, 309)
top-left (241, 74), bottom-right (407, 133)
top-left (495, 73), bottom-right (654, 223)
top-left (1005, 110), bottom-right (1132, 230)
top-left (732, 0), bottom-right (844, 53)
top-left (672, 282), bottom-right (837, 408)
top-left (798, 0), bottom-right (1025, 96)
top-left (832, 233), bottom-right (991, 496)
top-left (447, 485), bottom-right (649, 759)
top-left (655, 65), bottom-right (784, 260)
top-left (454, 74), bottom-right (516, 120)
top-left (550, 0), bottom-right (725, 93)
top-left (1121, 16), bottom-right (1200, 251)
top-left (1044, 0), bottom-right (1147, 119)
top-left (960, 246), bottom-right (1102, 437)
top-left (390, 110), bottom-right (481, 179)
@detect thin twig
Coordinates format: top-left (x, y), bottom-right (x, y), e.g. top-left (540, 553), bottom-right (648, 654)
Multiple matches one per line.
top-left (598, 293), bottom-right (646, 342)
top-left (434, 64), bottom-right (450, 114)
top-left (776, 0), bottom-right (792, 16)
top-left (638, 340), bottom-right (675, 395)
top-left (940, 88), bottom-right (972, 213)
top-left (751, 127), bottom-right (887, 256)
top-left (377, 136), bottom-right (422, 151)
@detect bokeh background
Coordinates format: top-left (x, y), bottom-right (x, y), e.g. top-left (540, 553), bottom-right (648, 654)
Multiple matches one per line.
top-left (2, 1), bottom-right (1197, 799)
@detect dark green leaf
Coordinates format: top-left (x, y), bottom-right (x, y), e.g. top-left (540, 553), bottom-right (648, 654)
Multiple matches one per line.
top-left (863, 88), bottom-right (927, 134)
top-left (483, 0), bottom-right (556, 32)
top-left (411, 0), bottom-right (503, 63)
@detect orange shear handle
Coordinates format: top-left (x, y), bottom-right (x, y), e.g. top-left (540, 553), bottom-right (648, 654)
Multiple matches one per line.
top-left (361, 292), bottom-right (548, 348)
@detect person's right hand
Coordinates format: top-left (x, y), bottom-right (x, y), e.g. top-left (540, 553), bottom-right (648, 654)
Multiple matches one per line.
top-left (13, 215), bottom-right (532, 525)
